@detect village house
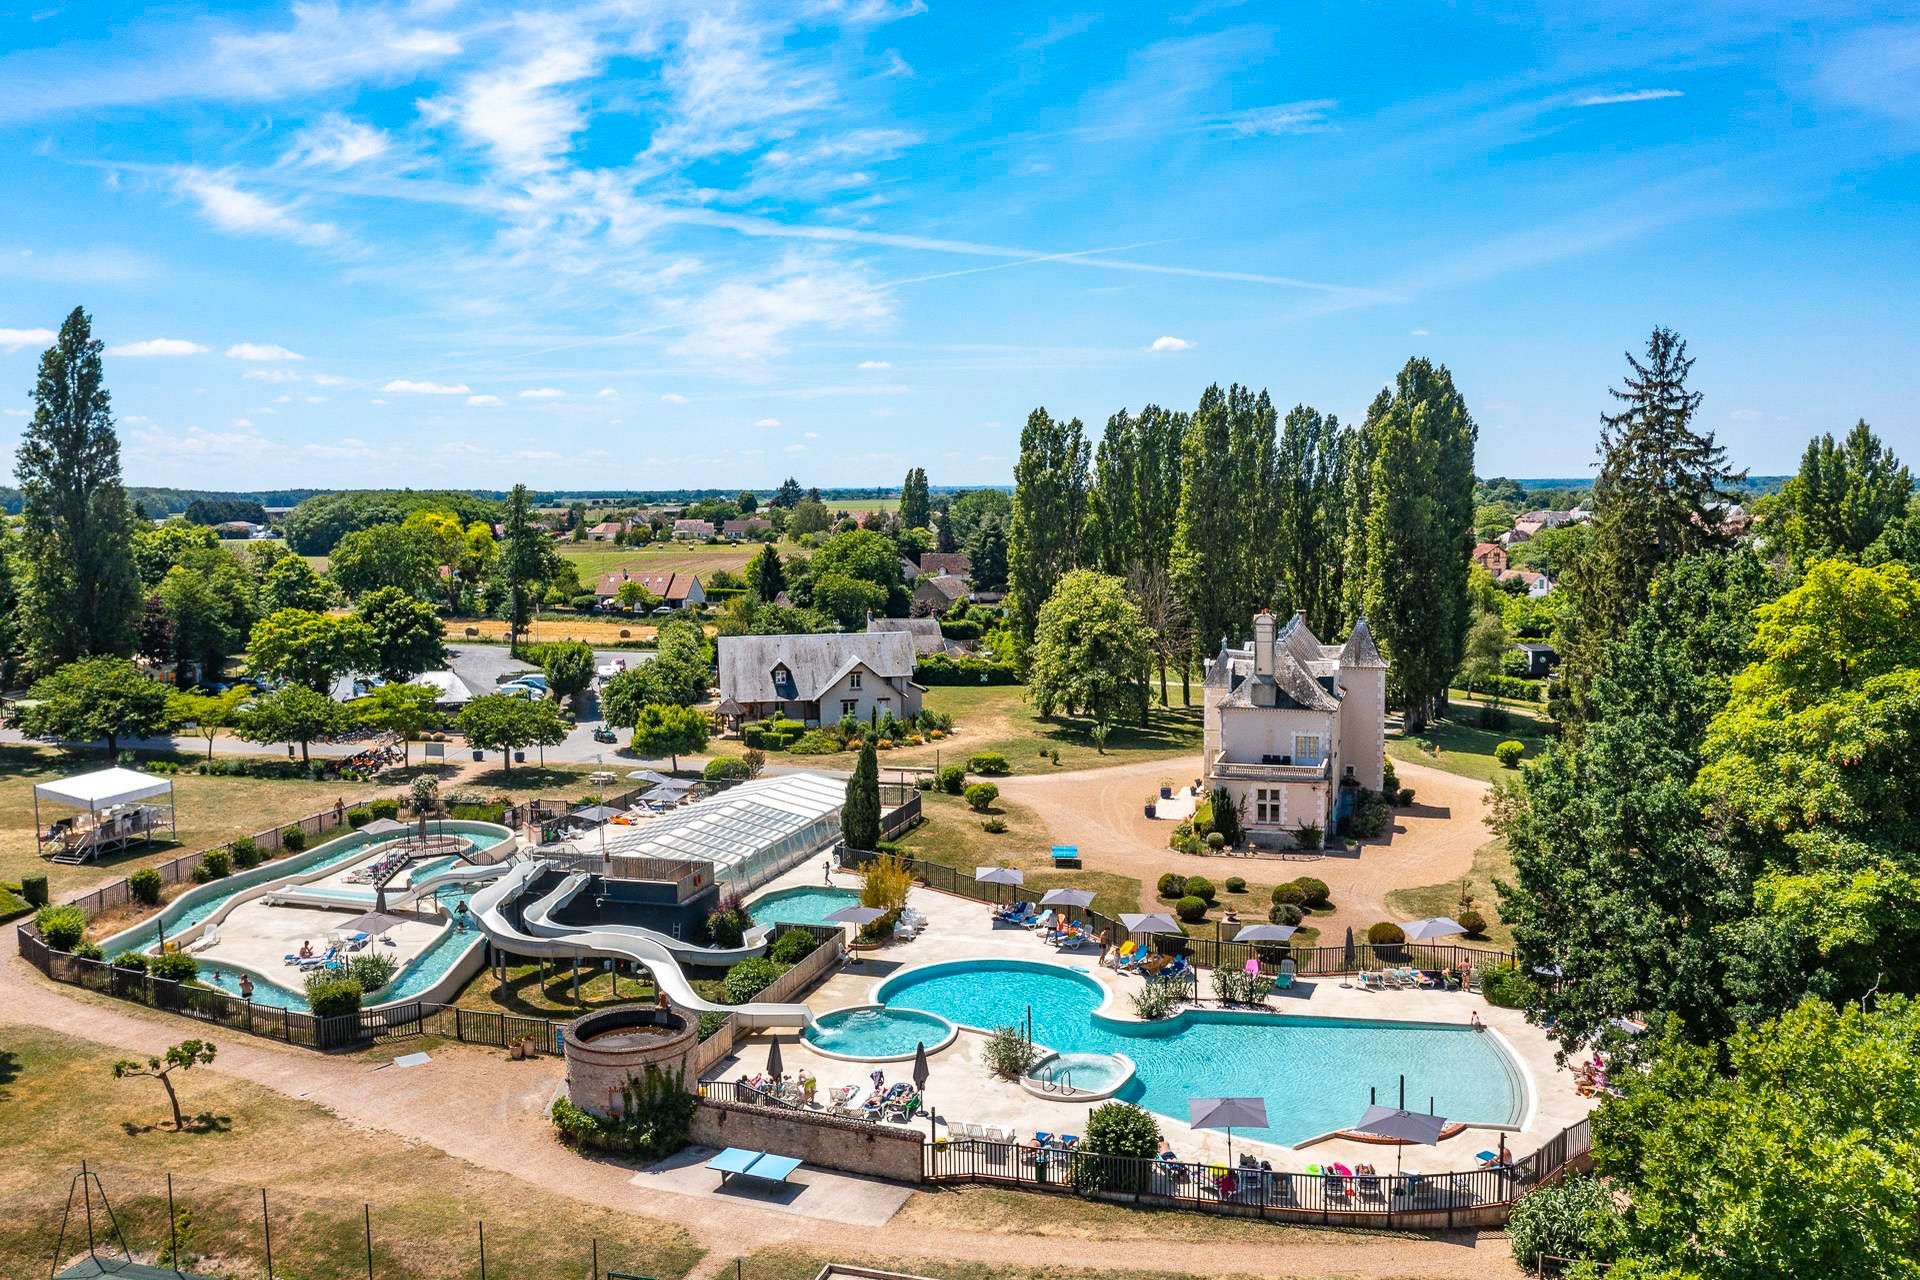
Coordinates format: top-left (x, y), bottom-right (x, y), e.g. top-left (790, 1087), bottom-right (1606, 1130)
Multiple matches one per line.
top-left (912, 573), bottom-right (969, 616)
top-left (1499, 568), bottom-right (1554, 598)
top-left (593, 568), bottom-right (707, 611)
top-left (721, 516), bottom-right (774, 540)
top-left (915, 551), bottom-right (973, 580)
top-left (671, 518), bottom-right (712, 540)
top-left (867, 614), bottom-right (948, 657)
top-left (1201, 609), bottom-right (1389, 849)
top-left (586, 520), bottom-right (628, 541)
top-left (717, 631), bottom-right (923, 726)
top-left (1471, 542), bottom-right (1509, 574)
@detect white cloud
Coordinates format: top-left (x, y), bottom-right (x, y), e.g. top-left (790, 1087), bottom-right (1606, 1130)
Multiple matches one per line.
top-left (1410, 328), bottom-right (1430, 336)
top-left (384, 378), bottom-right (470, 394)
top-left (108, 338), bottom-right (209, 357)
top-left (754, 417), bottom-right (781, 428)
top-left (231, 417), bottom-right (253, 428)
top-left (667, 256), bottom-right (892, 365)
top-left (174, 169), bottom-right (339, 247)
top-left (660, 393), bottom-right (690, 404)
top-left (370, 398), bottom-right (387, 405)
top-left (595, 387), bottom-right (618, 399)
top-left (518, 387), bottom-right (565, 399)
top-left (857, 359), bottom-right (892, 369)
top-left (302, 394), bottom-right (327, 404)
top-left (1206, 100), bottom-right (1336, 136)
top-left (281, 113), bottom-right (391, 170)
top-left (422, 26), bottom-right (596, 176)
top-left (1576, 89), bottom-right (1684, 107)
top-left (467, 394), bottom-right (505, 406)
top-left (244, 368), bottom-right (302, 382)
top-left (0, 326), bottom-right (55, 352)
top-left (225, 342), bottom-right (304, 361)
top-left (1148, 335), bottom-right (1194, 352)
top-left (803, 430), bottom-right (819, 439)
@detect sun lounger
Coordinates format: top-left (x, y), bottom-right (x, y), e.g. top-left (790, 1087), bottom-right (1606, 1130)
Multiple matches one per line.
top-left (707, 1147), bottom-right (802, 1189)
top-left (1026, 909), bottom-right (1054, 932)
top-left (1138, 953), bottom-right (1169, 975)
top-left (1274, 958), bottom-right (1295, 989)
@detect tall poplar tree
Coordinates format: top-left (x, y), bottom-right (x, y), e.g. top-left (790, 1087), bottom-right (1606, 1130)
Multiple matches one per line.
top-left (1356, 359), bottom-right (1477, 732)
top-left (15, 307), bottom-right (140, 667)
top-left (1559, 327), bottom-right (1742, 717)
top-left (1172, 385), bottom-right (1244, 669)
top-left (1086, 405), bottom-right (1187, 703)
top-left (1224, 384), bottom-right (1279, 613)
top-left (501, 483), bottom-right (551, 652)
top-left (899, 467), bottom-right (931, 530)
top-left (1006, 408), bottom-right (1089, 650)
top-left (1273, 404), bottom-right (1352, 638)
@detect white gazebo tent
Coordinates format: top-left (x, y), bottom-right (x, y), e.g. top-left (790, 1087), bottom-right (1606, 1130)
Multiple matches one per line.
top-left (33, 767), bottom-right (177, 865)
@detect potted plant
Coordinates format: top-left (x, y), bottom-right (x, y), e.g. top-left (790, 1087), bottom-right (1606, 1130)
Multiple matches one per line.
top-left (1159, 778), bottom-right (1174, 799)
top-left (1145, 796), bottom-right (1157, 818)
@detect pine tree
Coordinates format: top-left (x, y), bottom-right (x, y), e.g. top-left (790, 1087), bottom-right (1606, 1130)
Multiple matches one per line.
top-left (1356, 359), bottom-right (1478, 732)
top-left (772, 477), bottom-right (803, 508)
top-left (1766, 421), bottom-right (1910, 565)
top-left (967, 513), bottom-right (1009, 592)
top-left (1559, 327), bottom-right (1743, 717)
top-left (841, 739), bottom-right (881, 850)
top-left (900, 467), bottom-right (931, 530)
top-left (15, 307), bottom-right (140, 667)
top-left (1006, 408), bottom-right (1089, 649)
top-left (747, 543), bottom-right (786, 601)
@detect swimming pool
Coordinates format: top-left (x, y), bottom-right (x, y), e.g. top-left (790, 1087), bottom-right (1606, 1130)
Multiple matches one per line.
top-left (749, 886), bottom-right (863, 927)
top-left (804, 1006), bottom-right (956, 1059)
top-left (875, 959), bottom-right (1527, 1146)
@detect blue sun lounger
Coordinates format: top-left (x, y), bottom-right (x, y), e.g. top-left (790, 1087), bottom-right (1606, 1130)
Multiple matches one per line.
top-left (707, 1147), bottom-right (803, 1189)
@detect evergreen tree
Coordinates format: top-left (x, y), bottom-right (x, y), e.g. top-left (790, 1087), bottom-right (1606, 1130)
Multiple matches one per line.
top-left (502, 483), bottom-right (551, 650)
top-left (1559, 327), bottom-right (1743, 717)
top-left (14, 307), bottom-right (141, 667)
top-left (0, 519), bottom-right (19, 688)
top-left (1356, 359), bottom-right (1478, 731)
top-left (1764, 420), bottom-right (1910, 566)
top-left (746, 543), bottom-right (786, 601)
top-left (1172, 385), bottom-right (1243, 667)
top-left (899, 467), bottom-right (931, 530)
top-left (841, 739), bottom-right (881, 850)
top-left (772, 477), bottom-right (803, 508)
top-left (967, 513), bottom-right (1009, 592)
top-left (1273, 405), bottom-right (1352, 638)
top-left (1006, 408), bottom-right (1089, 649)
top-left (1339, 387), bottom-right (1389, 625)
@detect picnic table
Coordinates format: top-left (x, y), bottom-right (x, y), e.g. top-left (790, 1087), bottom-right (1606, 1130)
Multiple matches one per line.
top-left (706, 1147), bottom-right (803, 1189)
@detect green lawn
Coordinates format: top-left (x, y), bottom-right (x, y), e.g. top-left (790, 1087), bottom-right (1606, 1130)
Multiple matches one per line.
top-left (452, 959), bottom-right (658, 1017)
top-left (1384, 837), bottom-right (1517, 947)
top-left (0, 1025), bottom-right (706, 1280)
top-left (1385, 709), bottom-right (1555, 784)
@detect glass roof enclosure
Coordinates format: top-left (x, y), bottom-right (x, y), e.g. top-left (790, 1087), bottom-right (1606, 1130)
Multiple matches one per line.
top-left (594, 771), bottom-right (847, 895)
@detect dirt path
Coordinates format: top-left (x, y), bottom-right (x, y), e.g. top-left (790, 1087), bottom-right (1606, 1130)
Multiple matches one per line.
top-left (1000, 756), bottom-right (1490, 937)
top-left (0, 925), bottom-right (1517, 1276)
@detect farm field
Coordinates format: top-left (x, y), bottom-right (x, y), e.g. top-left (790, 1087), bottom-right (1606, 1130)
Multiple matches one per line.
top-left (554, 539), bottom-right (793, 580)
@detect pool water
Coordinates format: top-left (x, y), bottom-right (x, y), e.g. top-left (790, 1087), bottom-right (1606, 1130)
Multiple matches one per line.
top-left (750, 886), bottom-right (864, 927)
top-left (1030, 1051), bottom-right (1132, 1093)
top-left (804, 1006), bottom-right (953, 1058)
top-left (878, 960), bottom-right (1526, 1145)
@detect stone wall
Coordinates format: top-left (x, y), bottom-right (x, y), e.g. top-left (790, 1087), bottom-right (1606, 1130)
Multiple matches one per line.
top-left (565, 1007), bottom-right (698, 1116)
top-left (691, 1098), bottom-right (925, 1183)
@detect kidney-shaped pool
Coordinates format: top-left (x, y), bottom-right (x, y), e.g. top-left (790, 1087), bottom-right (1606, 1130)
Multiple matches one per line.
top-left (871, 958), bottom-right (1527, 1146)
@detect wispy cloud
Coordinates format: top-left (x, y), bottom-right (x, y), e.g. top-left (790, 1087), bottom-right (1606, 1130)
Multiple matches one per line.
top-left (226, 342), bottom-right (303, 361)
top-left (1575, 89), bottom-right (1684, 107)
top-left (109, 338), bottom-right (208, 357)
top-left (385, 378), bottom-right (470, 394)
top-left (518, 387), bottom-right (565, 399)
top-left (467, 394), bottom-right (504, 406)
top-left (660, 393), bottom-right (690, 404)
top-left (754, 417), bottom-right (782, 427)
top-left (1204, 100), bottom-right (1336, 136)
top-left (175, 169), bottom-right (340, 247)
top-left (422, 21), bottom-right (595, 176)
top-left (0, 326), bottom-right (55, 352)
top-left (857, 359), bottom-right (892, 369)
top-left (281, 113), bottom-right (393, 170)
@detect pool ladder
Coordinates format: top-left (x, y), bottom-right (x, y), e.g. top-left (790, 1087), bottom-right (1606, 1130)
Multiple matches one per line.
top-left (1041, 1069), bottom-right (1077, 1096)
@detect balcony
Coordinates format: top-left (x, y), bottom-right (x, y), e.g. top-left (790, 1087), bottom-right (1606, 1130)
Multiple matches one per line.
top-left (1208, 751), bottom-right (1330, 783)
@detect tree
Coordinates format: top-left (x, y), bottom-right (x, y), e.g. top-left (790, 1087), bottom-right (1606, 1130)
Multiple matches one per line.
top-left (352, 682), bottom-right (441, 768)
top-left (842, 739), bottom-right (880, 849)
top-left (1171, 387), bottom-right (1244, 671)
top-left (170, 686), bottom-right (248, 759)
top-left (1027, 570), bottom-right (1150, 728)
top-left (772, 477), bottom-right (804, 508)
top-left (539, 640), bottom-right (596, 705)
top-left (259, 553), bottom-right (333, 613)
top-left (1559, 328), bottom-right (1743, 718)
top-left (1589, 998), bottom-right (1920, 1280)
top-left (501, 483), bottom-right (554, 649)
top-left (10, 657), bottom-right (174, 753)
top-left (811, 529), bottom-right (904, 604)
top-left (1006, 408), bottom-right (1090, 650)
top-left (967, 513), bottom-right (1010, 594)
top-left (131, 523), bottom-right (219, 589)
top-left (14, 307), bottom-right (142, 666)
top-left (0, 519), bottom-right (20, 689)
top-left (157, 553), bottom-right (258, 686)
top-left (355, 586), bottom-right (446, 682)
top-left (900, 467), bottom-right (931, 530)
top-left (1763, 420), bottom-right (1911, 566)
top-left (1085, 405), bottom-right (1186, 698)
top-left (247, 609), bottom-right (374, 693)
top-left (737, 489), bottom-right (759, 514)
top-left (629, 703), bottom-right (711, 772)
top-left (601, 619), bottom-right (709, 720)
top-left (1273, 404), bottom-right (1352, 638)
top-left (112, 1039), bottom-right (217, 1131)
top-left (614, 580), bottom-right (659, 613)
top-left (746, 543), bottom-right (786, 601)
top-left (237, 684), bottom-right (345, 765)
top-left (327, 522), bottom-right (437, 600)
top-left (1355, 359), bottom-right (1478, 731)
top-left (455, 693), bottom-right (564, 770)
top-left (787, 498), bottom-right (830, 537)
top-left (812, 571), bottom-right (887, 628)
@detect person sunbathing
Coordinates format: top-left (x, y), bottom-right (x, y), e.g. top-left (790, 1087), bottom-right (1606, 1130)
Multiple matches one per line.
top-left (298, 941), bottom-right (314, 959)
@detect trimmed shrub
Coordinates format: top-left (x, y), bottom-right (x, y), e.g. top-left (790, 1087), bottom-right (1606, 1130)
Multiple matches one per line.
top-left (346, 806), bottom-right (373, 829)
top-left (967, 752), bottom-right (1010, 776)
top-left (111, 950), bottom-right (150, 972)
top-left (1367, 921), bottom-right (1406, 946)
top-left (348, 952), bottom-right (398, 991)
top-left (193, 848), bottom-right (233, 882)
top-left (72, 941), bottom-right (105, 961)
top-left (1173, 894), bottom-right (1208, 923)
top-left (937, 764), bottom-right (967, 794)
top-left (1271, 883), bottom-right (1306, 907)
top-left (35, 904), bottom-right (87, 951)
top-left (1480, 962), bottom-right (1533, 1009)
top-left (1156, 873), bottom-right (1187, 900)
top-left (703, 755), bottom-right (751, 782)
top-left (1458, 909), bottom-right (1488, 938)
top-left (1293, 876), bottom-right (1331, 908)
top-left (1224, 876), bottom-right (1246, 894)
top-left (768, 929), bottom-right (819, 965)
top-left (963, 782), bottom-right (999, 812)
top-left (1269, 903), bottom-right (1304, 927)
top-left (1183, 875), bottom-right (1215, 904)
top-left (305, 975), bottom-right (363, 1017)
top-left (1075, 1101), bottom-right (1164, 1191)
top-left (1494, 739), bottom-right (1526, 769)
top-left (367, 798), bottom-right (401, 820)
top-left (149, 951), bottom-right (199, 984)
top-left (129, 868), bottom-right (164, 906)
top-left (723, 956), bottom-right (782, 1004)
top-left (1205, 831), bottom-right (1225, 850)
top-left (281, 825), bottom-right (308, 852)
top-left (21, 874), bottom-right (49, 907)
top-left (229, 837), bottom-right (266, 870)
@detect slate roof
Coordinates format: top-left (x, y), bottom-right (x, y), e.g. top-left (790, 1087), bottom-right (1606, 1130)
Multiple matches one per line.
top-left (719, 631), bottom-right (918, 704)
top-left (867, 615), bottom-right (946, 656)
top-left (916, 574), bottom-right (969, 603)
top-left (917, 552), bottom-right (973, 578)
top-left (1340, 616), bottom-right (1389, 669)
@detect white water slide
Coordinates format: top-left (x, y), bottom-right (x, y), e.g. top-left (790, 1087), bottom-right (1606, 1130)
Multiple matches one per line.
top-left (467, 860), bottom-right (816, 1029)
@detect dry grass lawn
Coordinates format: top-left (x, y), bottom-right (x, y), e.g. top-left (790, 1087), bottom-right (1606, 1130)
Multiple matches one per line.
top-left (0, 1024), bottom-right (706, 1280)
top-left (891, 791), bottom-right (1143, 918)
top-left (711, 1247), bottom-right (1295, 1280)
top-left (1383, 837), bottom-right (1517, 947)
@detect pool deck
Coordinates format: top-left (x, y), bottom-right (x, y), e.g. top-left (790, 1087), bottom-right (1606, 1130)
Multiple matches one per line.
top-left (704, 861), bottom-right (1596, 1174)
top-left (194, 898), bottom-right (446, 989)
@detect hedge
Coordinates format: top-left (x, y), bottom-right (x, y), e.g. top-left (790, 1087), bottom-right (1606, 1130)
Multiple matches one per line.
top-left (915, 653), bottom-right (1019, 685)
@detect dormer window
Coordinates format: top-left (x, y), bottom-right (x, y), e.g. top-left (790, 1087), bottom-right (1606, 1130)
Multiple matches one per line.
top-left (772, 663), bottom-right (791, 684)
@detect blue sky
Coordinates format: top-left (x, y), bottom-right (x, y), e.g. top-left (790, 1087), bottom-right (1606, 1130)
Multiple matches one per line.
top-left (1, 2), bottom-right (1916, 490)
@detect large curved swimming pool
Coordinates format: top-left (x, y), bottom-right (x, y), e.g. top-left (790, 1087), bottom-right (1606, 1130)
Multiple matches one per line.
top-left (875, 959), bottom-right (1527, 1146)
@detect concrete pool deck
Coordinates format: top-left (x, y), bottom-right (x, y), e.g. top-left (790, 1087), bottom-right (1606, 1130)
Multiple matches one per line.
top-left (705, 861), bottom-right (1595, 1174)
top-left (194, 898), bottom-right (446, 986)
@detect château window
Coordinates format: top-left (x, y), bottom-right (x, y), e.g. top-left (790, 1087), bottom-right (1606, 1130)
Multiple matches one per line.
top-left (1294, 734), bottom-right (1325, 766)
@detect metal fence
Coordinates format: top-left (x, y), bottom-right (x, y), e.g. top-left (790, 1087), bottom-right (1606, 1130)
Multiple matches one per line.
top-left (837, 847), bottom-right (1516, 980)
